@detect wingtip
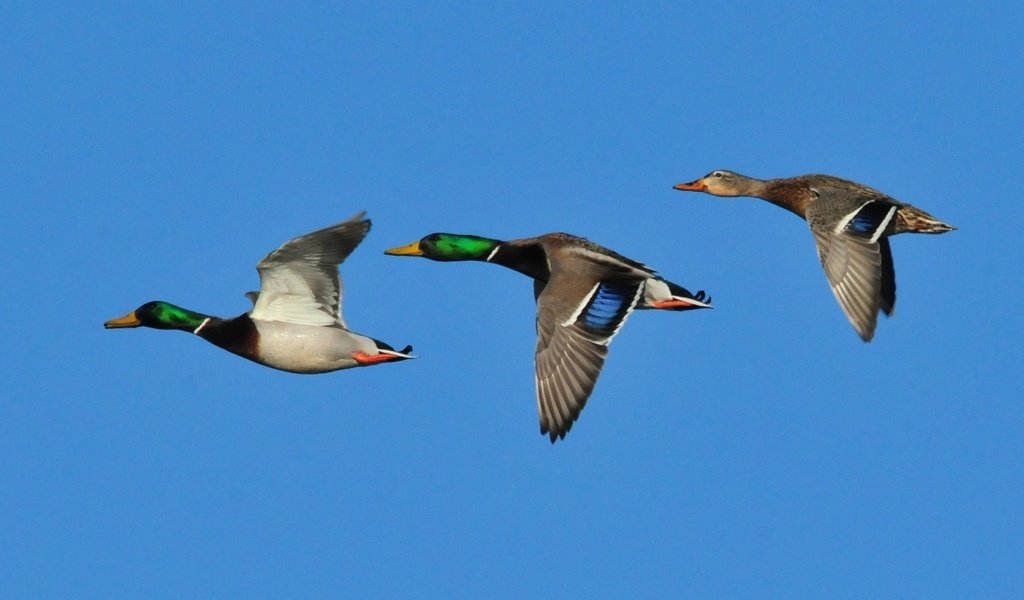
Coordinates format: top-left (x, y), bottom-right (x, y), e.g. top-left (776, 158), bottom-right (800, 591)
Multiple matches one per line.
top-left (346, 210), bottom-right (371, 233)
top-left (541, 423), bottom-right (571, 444)
top-left (851, 323), bottom-right (876, 342)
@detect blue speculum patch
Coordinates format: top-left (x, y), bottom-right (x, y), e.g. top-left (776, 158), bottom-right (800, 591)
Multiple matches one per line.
top-left (580, 282), bottom-right (637, 335)
top-left (848, 202), bottom-right (894, 236)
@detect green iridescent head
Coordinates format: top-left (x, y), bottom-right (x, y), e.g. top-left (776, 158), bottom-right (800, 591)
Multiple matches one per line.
top-left (104, 301), bottom-right (210, 332)
top-left (384, 233), bottom-right (503, 262)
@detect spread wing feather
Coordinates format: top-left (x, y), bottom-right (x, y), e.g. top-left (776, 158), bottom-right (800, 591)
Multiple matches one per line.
top-left (250, 212), bottom-right (370, 328)
top-left (810, 225), bottom-right (892, 342)
top-left (534, 277), bottom-right (642, 441)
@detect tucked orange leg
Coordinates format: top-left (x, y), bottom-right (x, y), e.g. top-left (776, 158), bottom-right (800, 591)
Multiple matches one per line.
top-left (353, 351), bottom-right (401, 365)
top-left (651, 299), bottom-right (700, 309)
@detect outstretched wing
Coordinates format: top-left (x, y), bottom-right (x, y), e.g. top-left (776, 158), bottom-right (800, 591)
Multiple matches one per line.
top-left (534, 276), bottom-right (643, 442)
top-left (808, 197), bottom-right (897, 341)
top-left (250, 212), bottom-right (370, 328)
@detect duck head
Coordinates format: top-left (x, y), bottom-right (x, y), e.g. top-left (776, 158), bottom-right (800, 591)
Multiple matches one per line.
top-left (673, 170), bottom-right (759, 197)
top-left (105, 301), bottom-right (210, 332)
top-left (384, 233), bottom-right (502, 262)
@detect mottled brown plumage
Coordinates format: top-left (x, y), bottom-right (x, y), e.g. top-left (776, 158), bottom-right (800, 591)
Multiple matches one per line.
top-left (674, 170), bottom-right (955, 341)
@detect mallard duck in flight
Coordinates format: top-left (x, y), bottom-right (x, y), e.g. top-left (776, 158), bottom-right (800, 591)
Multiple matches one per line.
top-left (385, 231), bottom-right (710, 442)
top-left (674, 170), bottom-right (955, 341)
top-left (105, 212), bottom-right (413, 373)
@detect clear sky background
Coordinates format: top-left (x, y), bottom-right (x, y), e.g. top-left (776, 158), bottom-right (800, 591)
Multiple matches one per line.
top-left (3, 2), bottom-right (1022, 598)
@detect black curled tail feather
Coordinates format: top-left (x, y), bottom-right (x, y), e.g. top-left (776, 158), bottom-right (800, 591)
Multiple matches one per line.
top-left (656, 280), bottom-right (712, 311)
top-left (371, 338), bottom-right (414, 356)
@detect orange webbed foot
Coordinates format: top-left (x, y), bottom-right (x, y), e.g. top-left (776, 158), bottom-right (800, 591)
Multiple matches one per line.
top-left (650, 299), bottom-right (708, 310)
top-left (352, 347), bottom-right (414, 366)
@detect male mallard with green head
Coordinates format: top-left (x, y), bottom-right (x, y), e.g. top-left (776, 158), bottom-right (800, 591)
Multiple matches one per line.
top-left (674, 170), bottom-right (955, 341)
top-left (385, 231), bottom-right (710, 442)
top-left (105, 212), bottom-right (413, 372)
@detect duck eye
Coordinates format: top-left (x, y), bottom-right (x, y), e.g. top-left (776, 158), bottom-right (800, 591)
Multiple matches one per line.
top-left (713, 171), bottom-right (724, 178)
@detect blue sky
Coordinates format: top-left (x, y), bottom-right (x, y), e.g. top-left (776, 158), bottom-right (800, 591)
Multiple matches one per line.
top-left (3, 2), bottom-right (1022, 597)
